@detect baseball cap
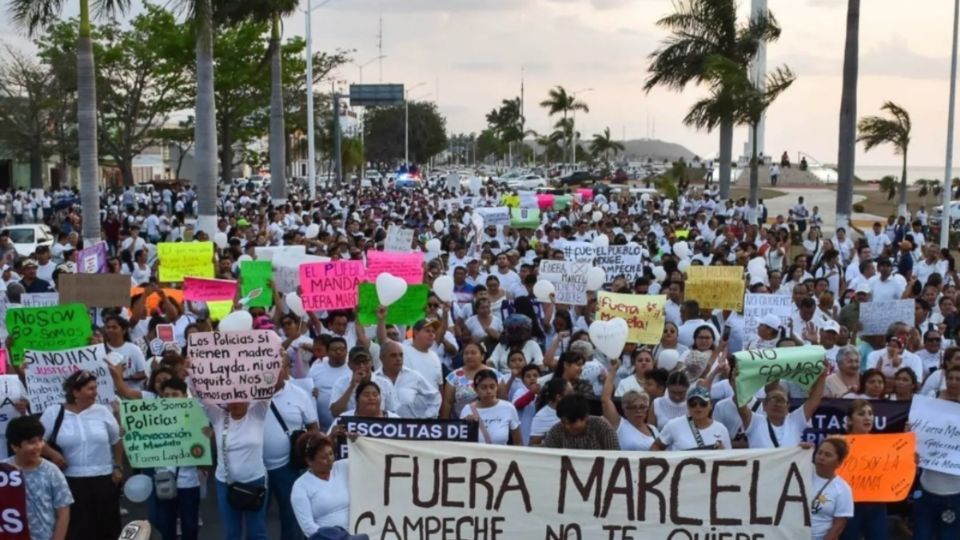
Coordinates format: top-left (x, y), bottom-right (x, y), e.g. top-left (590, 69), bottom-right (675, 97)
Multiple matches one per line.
top-left (412, 318), bottom-right (442, 332)
top-left (348, 346), bottom-right (371, 363)
top-left (855, 283), bottom-right (871, 295)
top-left (759, 314), bottom-right (782, 330)
top-left (821, 320), bottom-right (840, 333)
top-left (21, 259), bottom-right (38, 268)
top-left (686, 385), bottom-right (711, 404)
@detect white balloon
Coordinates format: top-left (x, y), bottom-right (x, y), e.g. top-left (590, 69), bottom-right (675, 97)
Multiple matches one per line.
top-left (351, 212), bottom-right (360, 221)
top-left (285, 292), bottom-right (306, 318)
top-left (747, 257), bottom-right (766, 273)
top-left (652, 266), bottom-right (667, 282)
top-left (591, 211), bottom-right (603, 223)
top-left (376, 273), bottom-right (408, 306)
top-left (213, 232), bottom-right (228, 249)
top-left (582, 203), bottom-right (593, 213)
top-left (678, 259), bottom-right (691, 273)
top-left (672, 242), bottom-right (690, 258)
top-left (585, 267), bottom-right (606, 291)
top-left (592, 234), bottom-right (609, 247)
top-left (124, 474), bottom-right (153, 504)
top-left (219, 310), bottom-right (253, 331)
top-left (532, 280), bottom-right (555, 303)
top-left (432, 275), bottom-right (454, 302)
top-left (601, 203), bottom-right (610, 212)
top-left (433, 220), bottom-right (444, 233)
top-left (658, 349), bottom-right (681, 371)
top-left (425, 238), bottom-right (441, 253)
top-left (237, 254), bottom-right (253, 263)
top-left (589, 319), bottom-right (629, 360)
top-left (305, 224), bottom-right (320, 239)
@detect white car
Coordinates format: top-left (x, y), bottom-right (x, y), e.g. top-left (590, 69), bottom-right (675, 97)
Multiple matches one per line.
top-left (503, 174), bottom-right (547, 190)
top-left (931, 201), bottom-right (960, 229)
top-left (3, 224), bottom-right (55, 256)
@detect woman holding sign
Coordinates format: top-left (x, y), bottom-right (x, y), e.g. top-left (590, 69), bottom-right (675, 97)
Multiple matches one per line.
top-left (839, 400), bottom-right (887, 540)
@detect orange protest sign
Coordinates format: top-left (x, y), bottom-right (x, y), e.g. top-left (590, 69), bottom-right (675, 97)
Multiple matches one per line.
top-left (835, 432), bottom-right (916, 502)
top-left (131, 287), bottom-right (184, 313)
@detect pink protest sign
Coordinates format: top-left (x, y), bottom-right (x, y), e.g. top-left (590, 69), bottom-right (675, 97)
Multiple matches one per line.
top-left (0, 349), bottom-right (6, 374)
top-left (187, 330), bottom-right (282, 403)
top-left (299, 261), bottom-right (364, 311)
top-left (537, 194), bottom-right (555, 210)
top-left (183, 277), bottom-right (238, 302)
top-left (576, 188), bottom-right (594, 201)
top-left (364, 250), bottom-right (424, 285)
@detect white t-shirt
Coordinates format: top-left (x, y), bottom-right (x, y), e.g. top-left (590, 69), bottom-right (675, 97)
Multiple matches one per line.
top-left (460, 400), bottom-right (520, 445)
top-left (809, 473), bottom-right (854, 540)
top-left (744, 407), bottom-right (809, 449)
top-left (205, 401), bottom-right (269, 483)
top-left (866, 349), bottom-right (925, 381)
top-left (263, 383), bottom-right (319, 470)
top-left (290, 460), bottom-right (350, 535)
top-left (308, 359), bottom-right (350, 427)
top-left (489, 340), bottom-right (544, 372)
top-left (617, 421), bottom-right (659, 451)
top-left (465, 315), bottom-right (503, 342)
top-left (0, 376), bottom-right (27, 460)
top-left (108, 341), bottom-right (148, 391)
top-left (657, 416), bottom-right (732, 451)
top-left (652, 396), bottom-right (687, 430)
top-left (529, 405), bottom-right (559, 440)
top-left (402, 343), bottom-right (444, 388)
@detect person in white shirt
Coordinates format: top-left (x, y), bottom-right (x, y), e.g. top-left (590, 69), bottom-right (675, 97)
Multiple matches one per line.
top-left (867, 334), bottom-right (925, 383)
top-left (734, 366), bottom-right (827, 449)
top-left (308, 337), bottom-right (351, 430)
top-left (652, 385), bottom-right (731, 451)
top-left (867, 257), bottom-right (907, 301)
top-left (459, 370), bottom-right (522, 445)
top-left (373, 341), bottom-right (441, 418)
top-left (398, 319), bottom-right (445, 390)
top-left (860, 222), bottom-right (892, 256)
top-left (290, 433), bottom-right (350, 537)
top-left (915, 244), bottom-right (948, 286)
top-left (809, 438), bottom-right (855, 540)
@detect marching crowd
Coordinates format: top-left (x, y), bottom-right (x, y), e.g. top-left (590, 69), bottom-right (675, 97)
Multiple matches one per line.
top-left (0, 175), bottom-right (958, 540)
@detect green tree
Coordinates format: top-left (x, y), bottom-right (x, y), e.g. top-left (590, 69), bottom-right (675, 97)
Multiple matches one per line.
top-left (153, 117), bottom-right (195, 179)
top-left (485, 97), bottom-right (526, 165)
top-left (835, 0), bottom-right (860, 230)
top-left (539, 86), bottom-right (588, 164)
top-left (0, 45), bottom-right (56, 188)
top-left (364, 101), bottom-right (446, 165)
top-left (37, 22), bottom-right (80, 188)
top-left (10, 0), bottom-right (131, 243)
top-left (589, 127), bottom-right (625, 164)
top-left (645, 0), bottom-right (781, 200)
top-left (858, 101), bottom-right (911, 217)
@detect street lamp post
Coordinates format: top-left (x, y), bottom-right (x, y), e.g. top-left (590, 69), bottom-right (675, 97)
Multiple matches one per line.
top-left (405, 82), bottom-right (426, 166)
top-left (304, 0), bottom-right (333, 200)
top-left (354, 55), bottom-right (385, 183)
top-left (571, 87), bottom-right (594, 169)
top-left (944, 0), bottom-right (959, 248)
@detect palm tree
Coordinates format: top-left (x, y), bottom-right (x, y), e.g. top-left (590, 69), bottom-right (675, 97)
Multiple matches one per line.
top-left (835, 0), bottom-right (860, 231)
top-left (182, 0), bottom-right (218, 235)
top-left (916, 178), bottom-right (942, 207)
top-left (590, 127), bottom-right (625, 164)
top-left (644, 0), bottom-right (781, 200)
top-left (857, 101), bottom-right (911, 217)
top-left (10, 0), bottom-right (131, 245)
top-left (878, 175), bottom-right (897, 201)
top-left (539, 86), bottom-right (589, 165)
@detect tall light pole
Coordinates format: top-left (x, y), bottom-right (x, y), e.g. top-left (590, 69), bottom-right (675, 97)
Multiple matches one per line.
top-left (354, 55), bottom-right (385, 182)
top-left (944, 0), bottom-right (960, 249)
top-left (571, 87), bottom-right (594, 169)
top-left (404, 82), bottom-right (426, 166)
top-left (304, 0), bottom-right (333, 200)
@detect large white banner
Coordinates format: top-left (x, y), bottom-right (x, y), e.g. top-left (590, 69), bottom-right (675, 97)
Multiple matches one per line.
top-left (349, 438), bottom-right (814, 539)
top-left (909, 394), bottom-right (960, 477)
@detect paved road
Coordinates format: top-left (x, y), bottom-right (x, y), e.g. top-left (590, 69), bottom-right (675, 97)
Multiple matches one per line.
top-left (762, 187), bottom-right (883, 234)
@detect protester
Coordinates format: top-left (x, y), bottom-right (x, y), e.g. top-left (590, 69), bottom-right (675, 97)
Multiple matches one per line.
top-left (600, 360), bottom-right (658, 450)
top-left (542, 395), bottom-right (619, 450)
top-left (840, 400), bottom-right (887, 540)
top-left (652, 385), bottom-right (731, 451)
top-left (528, 377), bottom-right (571, 446)
top-left (460, 370), bottom-right (522, 445)
top-left (290, 433), bottom-right (350, 537)
top-left (810, 438), bottom-right (855, 540)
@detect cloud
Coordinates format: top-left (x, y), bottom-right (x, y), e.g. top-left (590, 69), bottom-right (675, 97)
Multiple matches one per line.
top-left (861, 37), bottom-right (950, 80)
top-left (333, 0), bottom-right (533, 13)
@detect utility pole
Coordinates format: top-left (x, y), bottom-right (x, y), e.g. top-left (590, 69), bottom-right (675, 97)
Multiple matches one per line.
top-left (943, 0), bottom-right (959, 248)
top-left (378, 17), bottom-right (384, 83)
top-left (333, 91), bottom-right (342, 188)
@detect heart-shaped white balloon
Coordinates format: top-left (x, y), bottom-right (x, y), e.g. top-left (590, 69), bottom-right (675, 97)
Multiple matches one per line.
top-left (425, 238), bottom-right (441, 253)
top-left (376, 273), bottom-right (408, 306)
top-left (305, 224), bottom-right (320, 239)
top-left (592, 234), bottom-right (609, 247)
top-left (532, 280), bottom-right (555, 303)
top-left (672, 241), bottom-right (690, 258)
top-left (285, 292), bottom-right (306, 317)
top-left (582, 203), bottom-right (593, 213)
top-left (591, 211), bottom-right (603, 222)
top-left (589, 318), bottom-right (629, 360)
top-left (601, 203), bottom-right (610, 212)
top-left (213, 232), bottom-right (228, 249)
top-left (678, 258), bottom-right (691, 273)
top-left (237, 254), bottom-right (253, 263)
top-left (432, 275), bottom-right (454, 302)
top-left (652, 266), bottom-right (667, 282)
top-left (123, 474), bottom-right (154, 504)
top-left (433, 220), bottom-right (444, 233)
top-left (658, 349), bottom-right (681, 371)
top-left (586, 267), bottom-right (606, 291)
top-left (747, 257), bottom-right (766, 274)
top-left (219, 310), bottom-right (253, 331)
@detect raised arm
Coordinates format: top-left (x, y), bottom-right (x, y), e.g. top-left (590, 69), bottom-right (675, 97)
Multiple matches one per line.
top-left (600, 361), bottom-right (621, 429)
top-left (803, 359), bottom-right (830, 420)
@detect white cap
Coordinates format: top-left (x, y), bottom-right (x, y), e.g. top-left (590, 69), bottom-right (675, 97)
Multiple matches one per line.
top-left (821, 320), bottom-right (841, 333)
top-left (759, 314), bottom-right (782, 330)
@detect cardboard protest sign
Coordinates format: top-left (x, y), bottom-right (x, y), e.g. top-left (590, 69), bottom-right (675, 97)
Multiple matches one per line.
top-left (518, 191), bottom-right (538, 209)
top-left (685, 266), bottom-right (745, 311)
top-left (859, 299), bottom-right (915, 335)
top-left (333, 416), bottom-right (478, 459)
top-left (474, 207), bottom-right (510, 226)
top-left (187, 331), bottom-right (282, 403)
top-left (120, 399), bottom-right (213, 468)
top-left (274, 254), bottom-right (330, 294)
top-left (596, 292), bottom-right (666, 345)
top-left (536, 193), bottom-right (554, 210)
top-left (0, 464), bottom-right (30, 539)
top-left (183, 277), bottom-right (238, 302)
top-left (24, 344), bottom-right (115, 412)
top-left (364, 250), bottom-right (424, 285)
top-left (6, 304), bottom-right (92, 366)
top-left (20, 293), bottom-right (59, 307)
top-left (732, 346), bottom-right (826, 407)
top-left (537, 260), bottom-right (588, 305)
top-left (553, 194), bottom-right (573, 210)
top-left (510, 207), bottom-right (540, 229)
top-left (594, 245), bottom-right (645, 281)
top-left (77, 241), bottom-right (108, 273)
top-left (299, 261), bottom-right (364, 311)
top-left (349, 438), bottom-right (813, 540)
top-left (743, 293), bottom-right (794, 340)
top-left (0, 374), bottom-right (24, 440)
top-left (836, 433), bottom-right (916, 502)
top-left (130, 287), bottom-right (184, 314)
top-left (356, 283), bottom-right (429, 326)
top-left (240, 260), bottom-right (274, 308)
top-left (57, 273), bottom-right (132, 308)
top-left (385, 225), bottom-right (415, 252)
top-left (908, 394), bottom-right (960, 476)
top-left (0, 349), bottom-right (6, 374)
top-left (157, 241), bottom-right (214, 282)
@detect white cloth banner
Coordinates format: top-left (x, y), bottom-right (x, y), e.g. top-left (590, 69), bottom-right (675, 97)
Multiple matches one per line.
top-left (24, 344), bottom-right (115, 412)
top-left (349, 438), bottom-right (814, 539)
top-left (743, 293), bottom-right (794, 340)
top-left (908, 394), bottom-right (960, 477)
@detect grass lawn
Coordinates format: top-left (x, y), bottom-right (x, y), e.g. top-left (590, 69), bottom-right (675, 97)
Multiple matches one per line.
top-left (840, 182), bottom-right (944, 220)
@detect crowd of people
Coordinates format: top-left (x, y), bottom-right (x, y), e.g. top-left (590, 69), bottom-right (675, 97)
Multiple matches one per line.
top-left (0, 175), bottom-right (958, 540)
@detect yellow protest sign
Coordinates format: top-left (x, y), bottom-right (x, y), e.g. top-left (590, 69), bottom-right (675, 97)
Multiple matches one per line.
top-left (597, 292), bottom-right (666, 345)
top-left (685, 265), bottom-right (744, 311)
top-left (207, 300), bottom-right (233, 321)
top-left (157, 242), bottom-right (214, 283)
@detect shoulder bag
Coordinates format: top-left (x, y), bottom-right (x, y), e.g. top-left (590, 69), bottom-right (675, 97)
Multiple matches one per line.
top-left (47, 405), bottom-right (67, 456)
top-left (223, 414), bottom-right (267, 512)
top-left (270, 401), bottom-right (307, 470)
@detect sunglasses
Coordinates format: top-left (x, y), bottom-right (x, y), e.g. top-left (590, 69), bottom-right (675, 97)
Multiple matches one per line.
top-left (688, 399), bottom-right (709, 409)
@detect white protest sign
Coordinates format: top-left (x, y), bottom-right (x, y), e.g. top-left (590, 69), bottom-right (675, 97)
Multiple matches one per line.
top-left (187, 330), bottom-right (283, 403)
top-left (743, 293), bottom-right (794, 340)
top-left (24, 344), bottom-right (115, 412)
top-left (384, 226), bottom-right (415, 253)
top-left (254, 245), bottom-right (306, 262)
top-left (908, 394), bottom-right (960, 477)
top-left (21, 293), bottom-right (60, 307)
top-left (0, 375), bottom-right (24, 439)
top-left (475, 207), bottom-right (510, 226)
top-left (538, 260), bottom-right (588, 305)
top-left (349, 438), bottom-right (814, 539)
top-left (518, 191), bottom-right (537, 208)
top-left (273, 254), bottom-right (330, 294)
top-left (859, 299), bottom-right (915, 335)
top-left (554, 240), bottom-right (596, 262)
top-left (594, 244), bottom-right (646, 281)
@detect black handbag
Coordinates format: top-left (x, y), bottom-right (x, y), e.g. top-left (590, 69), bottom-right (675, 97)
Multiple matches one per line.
top-left (222, 414), bottom-right (266, 512)
top-left (47, 406), bottom-right (66, 456)
top-left (270, 402), bottom-right (307, 470)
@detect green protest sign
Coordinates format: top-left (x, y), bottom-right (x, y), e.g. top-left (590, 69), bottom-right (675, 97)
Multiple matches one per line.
top-left (120, 398), bottom-right (212, 468)
top-left (553, 195), bottom-right (572, 211)
top-left (733, 346), bottom-right (826, 407)
top-left (5, 304), bottom-right (92, 366)
top-left (240, 260), bottom-right (274, 308)
top-left (356, 283), bottom-right (429, 326)
top-left (510, 208), bottom-right (541, 229)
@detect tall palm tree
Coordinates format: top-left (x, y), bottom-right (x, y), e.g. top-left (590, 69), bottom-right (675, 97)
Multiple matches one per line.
top-left (835, 0), bottom-right (860, 231)
top-left (590, 127), bottom-right (626, 164)
top-left (857, 101), bottom-right (911, 217)
top-left (539, 86), bottom-right (589, 165)
top-left (916, 178), bottom-right (942, 207)
top-left (10, 0), bottom-right (131, 245)
top-left (645, 0), bottom-right (781, 200)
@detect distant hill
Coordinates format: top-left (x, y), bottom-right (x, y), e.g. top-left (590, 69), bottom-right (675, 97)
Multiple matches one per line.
top-left (619, 139), bottom-right (699, 162)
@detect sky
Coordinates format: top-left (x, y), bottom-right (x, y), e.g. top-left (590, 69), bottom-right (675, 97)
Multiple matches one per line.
top-left (1, 0), bottom-right (958, 168)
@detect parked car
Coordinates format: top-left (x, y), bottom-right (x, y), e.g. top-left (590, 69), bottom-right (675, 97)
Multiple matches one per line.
top-left (931, 201), bottom-right (960, 229)
top-left (556, 171), bottom-right (595, 186)
top-left (504, 174), bottom-right (547, 190)
top-left (2, 224), bottom-right (54, 256)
